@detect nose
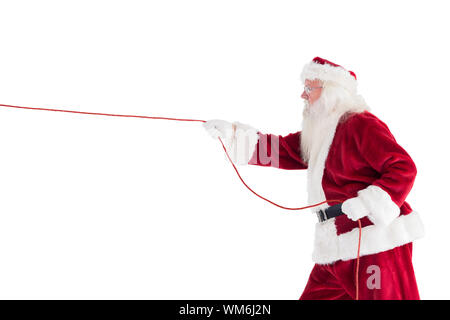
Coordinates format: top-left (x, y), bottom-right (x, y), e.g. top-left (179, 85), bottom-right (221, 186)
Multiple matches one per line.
top-left (301, 90), bottom-right (308, 100)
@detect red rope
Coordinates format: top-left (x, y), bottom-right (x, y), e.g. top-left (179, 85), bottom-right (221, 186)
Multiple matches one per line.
top-left (0, 103), bottom-right (206, 123)
top-left (355, 219), bottom-right (362, 300)
top-left (0, 102), bottom-right (362, 300)
top-left (218, 137), bottom-right (343, 210)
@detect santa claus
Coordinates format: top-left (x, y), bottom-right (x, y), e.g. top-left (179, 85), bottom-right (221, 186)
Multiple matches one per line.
top-left (203, 57), bottom-right (425, 300)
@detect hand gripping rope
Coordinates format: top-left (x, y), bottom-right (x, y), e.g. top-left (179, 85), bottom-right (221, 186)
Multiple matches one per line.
top-left (0, 103), bottom-right (363, 300)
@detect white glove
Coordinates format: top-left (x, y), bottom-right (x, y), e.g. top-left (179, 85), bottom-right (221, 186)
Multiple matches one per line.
top-left (203, 119), bottom-right (233, 139)
top-left (203, 119), bottom-right (259, 165)
top-left (341, 197), bottom-right (370, 221)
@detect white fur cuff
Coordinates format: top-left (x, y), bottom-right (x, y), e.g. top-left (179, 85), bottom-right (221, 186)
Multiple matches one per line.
top-left (227, 122), bottom-right (259, 165)
top-left (357, 185), bottom-right (400, 226)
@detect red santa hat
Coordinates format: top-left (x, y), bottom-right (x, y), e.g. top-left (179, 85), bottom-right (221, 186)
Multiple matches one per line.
top-left (301, 57), bottom-right (357, 93)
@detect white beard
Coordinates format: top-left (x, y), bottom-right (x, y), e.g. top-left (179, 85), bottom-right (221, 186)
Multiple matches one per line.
top-left (300, 99), bottom-right (343, 165)
top-left (300, 86), bottom-right (368, 210)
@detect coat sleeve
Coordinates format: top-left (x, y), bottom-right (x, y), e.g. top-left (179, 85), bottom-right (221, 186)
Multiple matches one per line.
top-left (248, 131), bottom-right (308, 170)
top-left (353, 115), bottom-right (417, 225)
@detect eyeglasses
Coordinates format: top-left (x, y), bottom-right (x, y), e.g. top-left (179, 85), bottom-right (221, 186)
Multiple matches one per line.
top-left (304, 86), bottom-right (323, 94)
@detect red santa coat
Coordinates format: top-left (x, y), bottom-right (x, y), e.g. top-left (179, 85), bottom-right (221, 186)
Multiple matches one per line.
top-left (248, 110), bottom-right (424, 264)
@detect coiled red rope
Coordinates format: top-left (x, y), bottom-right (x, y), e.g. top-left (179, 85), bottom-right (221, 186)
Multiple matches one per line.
top-left (0, 102), bottom-right (363, 300)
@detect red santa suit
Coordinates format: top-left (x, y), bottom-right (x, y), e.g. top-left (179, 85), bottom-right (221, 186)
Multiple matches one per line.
top-left (224, 58), bottom-right (424, 300)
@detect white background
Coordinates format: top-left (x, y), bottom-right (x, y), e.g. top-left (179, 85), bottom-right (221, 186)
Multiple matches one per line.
top-left (0, 0), bottom-right (448, 299)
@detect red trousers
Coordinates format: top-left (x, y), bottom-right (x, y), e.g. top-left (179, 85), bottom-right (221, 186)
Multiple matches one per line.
top-left (300, 243), bottom-right (420, 300)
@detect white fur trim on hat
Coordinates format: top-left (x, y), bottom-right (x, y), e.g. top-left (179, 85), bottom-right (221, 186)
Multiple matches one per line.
top-left (301, 61), bottom-right (357, 93)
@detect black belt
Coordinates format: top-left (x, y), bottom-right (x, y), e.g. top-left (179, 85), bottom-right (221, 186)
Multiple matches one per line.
top-left (316, 203), bottom-right (344, 223)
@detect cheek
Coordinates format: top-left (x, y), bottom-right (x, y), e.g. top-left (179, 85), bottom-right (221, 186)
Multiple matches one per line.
top-left (311, 91), bottom-right (322, 103)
